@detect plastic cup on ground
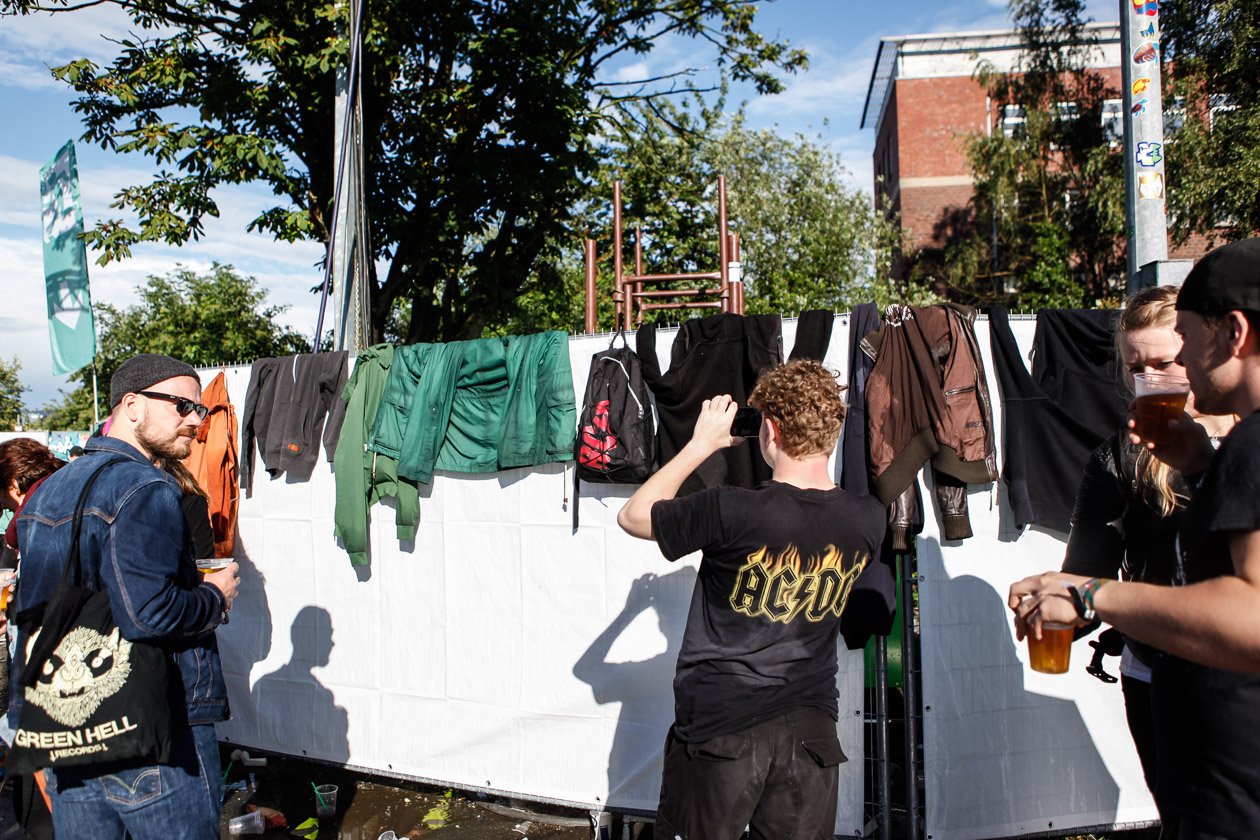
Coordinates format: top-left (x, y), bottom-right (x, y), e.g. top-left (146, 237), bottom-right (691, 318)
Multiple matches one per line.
top-left (228, 811), bottom-right (265, 835)
top-left (1027, 621), bottom-right (1074, 674)
top-left (315, 784), bottom-right (338, 819)
top-left (1133, 372), bottom-right (1190, 445)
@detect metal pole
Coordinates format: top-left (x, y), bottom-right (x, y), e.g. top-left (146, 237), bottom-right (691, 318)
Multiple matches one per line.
top-left (91, 363), bottom-right (99, 428)
top-left (874, 633), bottom-right (892, 840)
top-left (614, 182), bottom-right (627, 332)
top-left (728, 232), bottom-right (743, 314)
top-left (314, 0), bottom-right (365, 352)
top-left (717, 176), bottom-right (730, 311)
top-left (901, 553), bottom-right (921, 840)
top-left (584, 239), bottom-right (597, 334)
top-left (1120, 0), bottom-right (1169, 293)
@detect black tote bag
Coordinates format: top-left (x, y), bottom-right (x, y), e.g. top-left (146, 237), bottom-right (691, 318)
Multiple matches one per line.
top-left (7, 458), bottom-right (174, 774)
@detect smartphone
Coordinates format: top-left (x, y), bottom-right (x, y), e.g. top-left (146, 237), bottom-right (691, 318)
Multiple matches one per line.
top-left (730, 406), bottom-right (763, 437)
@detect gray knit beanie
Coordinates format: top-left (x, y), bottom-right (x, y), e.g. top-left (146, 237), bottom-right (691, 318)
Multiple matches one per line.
top-left (109, 354), bottom-right (201, 408)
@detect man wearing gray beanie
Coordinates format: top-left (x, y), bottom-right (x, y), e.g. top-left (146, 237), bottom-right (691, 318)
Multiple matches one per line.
top-left (11, 352), bottom-right (237, 840)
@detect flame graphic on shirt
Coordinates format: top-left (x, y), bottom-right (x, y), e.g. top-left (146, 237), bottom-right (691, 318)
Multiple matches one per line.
top-left (729, 544), bottom-right (868, 624)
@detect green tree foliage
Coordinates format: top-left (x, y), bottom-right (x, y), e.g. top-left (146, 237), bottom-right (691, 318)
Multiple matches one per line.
top-left (2, 0), bottom-right (805, 344)
top-left (495, 97), bottom-right (927, 335)
top-left (0, 357), bottom-right (28, 431)
top-left (1161, 0), bottom-right (1260, 244)
top-left (37, 264), bottom-right (307, 429)
top-left (941, 0), bottom-right (1125, 309)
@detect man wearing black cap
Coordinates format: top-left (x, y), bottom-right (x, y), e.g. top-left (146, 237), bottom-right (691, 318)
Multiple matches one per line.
top-left (12, 353), bottom-right (238, 840)
top-left (1009, 238), bottom-right (1260, 837)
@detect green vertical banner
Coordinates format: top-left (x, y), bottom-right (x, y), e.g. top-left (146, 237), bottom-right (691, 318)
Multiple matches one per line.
top-left (40, 140), bottom-right (96, 375)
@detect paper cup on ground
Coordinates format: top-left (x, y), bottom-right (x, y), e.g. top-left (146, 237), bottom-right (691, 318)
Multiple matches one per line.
top-left (315, 784), bottom-right (338, 819)
top-left (1133, 372), bottom-right (1190, 445)
top-left (1027, 621), bottom-right (1075, 674)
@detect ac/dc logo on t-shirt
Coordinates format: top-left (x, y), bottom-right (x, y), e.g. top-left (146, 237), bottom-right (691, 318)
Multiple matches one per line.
top-left (728, 545), bottom-right (868, 623)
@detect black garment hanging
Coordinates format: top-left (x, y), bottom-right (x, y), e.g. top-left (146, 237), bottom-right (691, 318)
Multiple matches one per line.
top-left (637, 314), bottom-right (783, 495)
top-left (988, 306), bottom-right (1129, 532)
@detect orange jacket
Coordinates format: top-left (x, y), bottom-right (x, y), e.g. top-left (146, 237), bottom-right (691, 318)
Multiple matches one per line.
top-left (184, 371), bottom-right (239, 558)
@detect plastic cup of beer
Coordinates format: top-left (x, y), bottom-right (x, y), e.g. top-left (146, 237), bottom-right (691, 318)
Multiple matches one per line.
top-left (1133, 372), bottom-right (1190, 445)
top-left (0, 569), bottom-right (15, 611)
top-left (196, 558), bottom-right (231, 577)
top-left (1027, 621), bottom-right (1074, 674)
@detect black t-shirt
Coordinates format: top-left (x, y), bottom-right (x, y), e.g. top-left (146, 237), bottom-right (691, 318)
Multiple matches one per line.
top-left (1154, 410), bottom-right (1260, 836)
top-left (651, 480), bottom-right (886, 743)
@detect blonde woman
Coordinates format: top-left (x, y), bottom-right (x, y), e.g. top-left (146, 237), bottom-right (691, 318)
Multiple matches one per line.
top-left (1061, 285), bottom-right (1236, 801)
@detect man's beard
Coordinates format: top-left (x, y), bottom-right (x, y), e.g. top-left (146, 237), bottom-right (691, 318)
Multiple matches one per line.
top-left (136, 415), bottom-right (194, 460)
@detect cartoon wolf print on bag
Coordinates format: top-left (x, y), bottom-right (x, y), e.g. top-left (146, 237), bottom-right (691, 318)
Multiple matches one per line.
top-left (24, 625), bottom-right (133, 727)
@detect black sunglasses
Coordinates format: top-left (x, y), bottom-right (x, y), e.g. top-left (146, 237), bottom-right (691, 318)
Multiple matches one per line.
top-left (136, 391), bottom-right (209, 420)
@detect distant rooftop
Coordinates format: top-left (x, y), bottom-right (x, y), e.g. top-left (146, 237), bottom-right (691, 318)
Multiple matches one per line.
top-left (860, 22), bottom-right (1121, 132)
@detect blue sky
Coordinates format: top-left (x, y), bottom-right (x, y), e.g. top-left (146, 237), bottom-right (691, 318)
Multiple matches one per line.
top-left (0, 0), bottom-right (1118, 410)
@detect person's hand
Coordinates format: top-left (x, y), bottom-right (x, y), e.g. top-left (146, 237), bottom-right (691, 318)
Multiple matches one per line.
top-left (1008, 571), bottom-right (1089, 641)
top-left (204, 562), bottom-right (240, 611)
top-left (685, 395), bottom-right (741, 456)
top-left (1127, 408), bottom-right (1215, 476)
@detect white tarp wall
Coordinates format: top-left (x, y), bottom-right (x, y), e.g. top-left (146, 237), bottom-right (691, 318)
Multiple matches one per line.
top-left (917, 318), bottom-right (1158, 839)
top-left (212, 318), bottom-right (867, 834)
top-left (208, 313), bottom-right (1156, 837)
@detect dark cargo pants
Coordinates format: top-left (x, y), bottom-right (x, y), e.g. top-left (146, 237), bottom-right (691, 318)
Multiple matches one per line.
top-left (654, 707), bottom-right (846, 840)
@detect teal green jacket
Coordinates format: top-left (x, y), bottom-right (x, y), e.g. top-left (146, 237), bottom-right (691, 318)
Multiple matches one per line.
top-left (368, 331), bottom-right (576, 484)
top-left (333, 344), bottom-right (420, 566)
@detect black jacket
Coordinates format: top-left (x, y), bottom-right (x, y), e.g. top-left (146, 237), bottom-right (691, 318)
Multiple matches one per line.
top-left (1062, 430), bottom-right (1184, 666)
top-left (637, 314), bottom-right (783, 495)
top-left (241, 351), bottom-right (349, 491)
top-left (988, 306), bottom-right (1129, 533)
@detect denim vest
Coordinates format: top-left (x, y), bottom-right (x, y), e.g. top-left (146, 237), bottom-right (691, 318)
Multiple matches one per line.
top-left (11, 437), bottom-right (228, 727)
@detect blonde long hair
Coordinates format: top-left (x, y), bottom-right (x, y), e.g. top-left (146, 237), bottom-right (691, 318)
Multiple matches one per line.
top-left (1116, 286), bottom-right (1183, 517)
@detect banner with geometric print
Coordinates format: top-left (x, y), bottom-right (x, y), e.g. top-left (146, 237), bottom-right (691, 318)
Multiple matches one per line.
top-left (39, 140), bottom-right (96, 375)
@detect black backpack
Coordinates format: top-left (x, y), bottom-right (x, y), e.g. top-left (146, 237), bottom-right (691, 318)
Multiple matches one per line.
top-left (572, 332), bottom-right (656, 528)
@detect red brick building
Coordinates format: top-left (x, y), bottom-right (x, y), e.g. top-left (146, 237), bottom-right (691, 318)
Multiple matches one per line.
top-left (861, 24), bottom-right (1214, 286)
top-left (861, 25), bottom-right (1126, 278)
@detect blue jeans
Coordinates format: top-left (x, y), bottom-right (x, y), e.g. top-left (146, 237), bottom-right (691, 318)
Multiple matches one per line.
top-left (45, 724), bottom-right (221, 840)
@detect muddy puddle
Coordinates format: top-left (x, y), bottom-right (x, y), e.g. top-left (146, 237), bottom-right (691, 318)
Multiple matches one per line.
top-left (217, 750), bottom-right (631, 839)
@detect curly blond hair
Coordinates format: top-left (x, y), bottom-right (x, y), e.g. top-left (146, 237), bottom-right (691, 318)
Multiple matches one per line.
top-left (749, 360), bottom-right (847, 459)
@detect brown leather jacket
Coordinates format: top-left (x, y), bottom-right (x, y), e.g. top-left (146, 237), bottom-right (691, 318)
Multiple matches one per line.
top-left (862, 304), bottom-right (997, 544)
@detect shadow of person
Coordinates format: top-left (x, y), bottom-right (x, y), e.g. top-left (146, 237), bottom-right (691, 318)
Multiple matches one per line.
top-left (573, 566), bottom-right (697, 808)
top-left (922, 568), bottom-right (1121, 834)
top-left (217, 543), bottom-right (273, 747)
top-left (252, 606), bottom-right (351, 765)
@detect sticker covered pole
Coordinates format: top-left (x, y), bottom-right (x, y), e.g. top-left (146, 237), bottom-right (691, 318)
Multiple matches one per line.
top-left (1121, 0), bottom-right (1169, 292)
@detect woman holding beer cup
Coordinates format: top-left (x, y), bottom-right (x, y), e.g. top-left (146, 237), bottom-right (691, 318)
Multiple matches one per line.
top-left (1059, 285), bottom-right (1236, 798)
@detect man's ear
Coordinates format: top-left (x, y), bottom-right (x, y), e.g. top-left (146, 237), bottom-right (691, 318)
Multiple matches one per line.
top-left (119, 394), bottom-right (143, 424)
top-left (1227, 310), bottom-right (1255, 356)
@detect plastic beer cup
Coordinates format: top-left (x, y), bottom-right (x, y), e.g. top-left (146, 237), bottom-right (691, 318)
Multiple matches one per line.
top-left (1133, 372), bottom-right (1190, 445)
top-left (1027, 622), bottom-right (1074, 674)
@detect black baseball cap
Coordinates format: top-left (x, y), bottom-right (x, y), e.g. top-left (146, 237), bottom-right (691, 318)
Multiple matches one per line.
top-left (1176, 238), bottom-right (1260, 316)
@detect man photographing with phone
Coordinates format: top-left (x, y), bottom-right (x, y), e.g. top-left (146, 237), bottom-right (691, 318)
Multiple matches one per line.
top-left (618, 359), bottom-right (886, 840)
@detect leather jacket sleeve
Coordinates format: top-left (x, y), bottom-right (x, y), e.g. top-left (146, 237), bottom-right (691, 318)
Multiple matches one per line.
top-left (1062, 437), bottom-right (1127, 579)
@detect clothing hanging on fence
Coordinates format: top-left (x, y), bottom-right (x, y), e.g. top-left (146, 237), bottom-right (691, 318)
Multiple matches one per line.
top-left (240, 351), bottom-right (349, 492)
top-left (368, 331), bottom-right (576, 485)
top-left (988, 306), bottom-right (1128, 533)
top-left (183, 371), bottom-right (238, 557)
top-left (333, 344), bottom-right (420, 567)
top-left (636, 314), bottom-right (785, 495)
top-left (862, 303), bottom-right (997, 543)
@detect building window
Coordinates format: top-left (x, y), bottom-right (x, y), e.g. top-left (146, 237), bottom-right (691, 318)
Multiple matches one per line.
top-left (1101, 99), bottom-right (1124, 146)
top-left (1209, 94), bottom-right (1237, 130)
top-left (1164, 96), bottom-right (1185, 139)
top-left (1055, 101), bottom-right (1079, 123)
top-left (1000, 105), bottom-right (1026, 138)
